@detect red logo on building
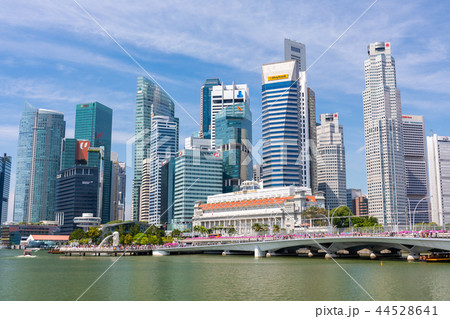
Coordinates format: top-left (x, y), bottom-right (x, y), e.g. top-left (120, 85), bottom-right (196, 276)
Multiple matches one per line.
top-left (214, 152), bottom-right (221, 157)
top-left (76, 140), bottom-right (90, 164)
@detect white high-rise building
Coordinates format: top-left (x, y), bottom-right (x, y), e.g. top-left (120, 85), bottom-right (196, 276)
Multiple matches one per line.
top-left (427, 134), bottom-right (450, 226)
top-left (140, 115), bottom-right (178, 224)
top-left (363, 42), bottom-right (407, 226)
top-left (317, 113), bottom-right (347, 210)
top-left (284, 39), bottom-right (310, 188)
top-left (210, 83), bottom-right (249, 148)
top-left (402, 115), bottom-right (429, 225)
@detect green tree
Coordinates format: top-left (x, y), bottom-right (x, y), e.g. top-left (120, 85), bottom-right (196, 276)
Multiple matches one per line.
top-left (124, 234), bottom-right (133, 245)
top-left (329, 206), bottom-right (352, 228)
top-left (69, 228), bottom-right (86, 241)
top-left (273, 224), bottom-right (280, 233)
top-left (351, 216), bottom-right (378, 227)
top-left (87, 227), bottom-right (102, 242)
top-left (301, 207), bottom-right (329, 226)
top-left (140, 236), bottom-right (149, 245)
top-left (171, 229), bottom-right (182, 238)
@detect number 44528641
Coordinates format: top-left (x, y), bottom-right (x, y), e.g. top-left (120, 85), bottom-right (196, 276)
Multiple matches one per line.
top-left (375, 306), bottom-right (438, 316)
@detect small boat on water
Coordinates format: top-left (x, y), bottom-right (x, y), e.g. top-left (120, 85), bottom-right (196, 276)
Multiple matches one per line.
top-left (48, 248), bottom-right (64, 254)
top-left (420, 252), bottom-right (450, 262)
top-left (23, 249), bottom-right (33, 257)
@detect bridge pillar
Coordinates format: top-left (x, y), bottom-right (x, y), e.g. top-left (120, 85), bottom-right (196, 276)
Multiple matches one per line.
top-left (407, 254), bottom-right (418, 262)
top-left (370, 252), bottom-right (377, 260)
top-left (153, 250), bottom-right (169, 256)
top-left (308, 252), bottom-right (314, 257)
top-left (222, 250), bottom-right (230, 256)
top-left (325, 253), bottom-right (337, 259)
top-left (254, 246), bottom-right (264, 258)
top-left (266, 252), bottom-right (272, 258)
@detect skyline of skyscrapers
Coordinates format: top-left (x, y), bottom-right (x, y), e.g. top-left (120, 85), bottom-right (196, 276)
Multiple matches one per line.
top-left (13, 105), bottom-right (65, 223)
top-left (2, 40), bottom-right (445, 230)
top-left (363, 42), bottom-right (407, 226)
top-left (317, 113), bottom-right (347, 210)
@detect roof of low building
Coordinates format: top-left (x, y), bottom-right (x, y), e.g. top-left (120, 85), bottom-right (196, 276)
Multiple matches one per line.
top-left (29, 235), bottom-right (69, 241)
top-left (200, 196), bottom-right (297, 210)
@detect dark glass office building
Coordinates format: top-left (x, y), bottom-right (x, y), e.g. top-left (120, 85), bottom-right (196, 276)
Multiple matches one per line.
top-left (55, 166), bottom-right (99, 234)
top-left (215, 102), bottom-right (252, 193)
top-left (75, 102), bottom-right (112, 224)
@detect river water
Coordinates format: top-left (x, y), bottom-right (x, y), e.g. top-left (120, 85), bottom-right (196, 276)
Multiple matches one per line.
top-left (0, 249), bottom-right (449, 301)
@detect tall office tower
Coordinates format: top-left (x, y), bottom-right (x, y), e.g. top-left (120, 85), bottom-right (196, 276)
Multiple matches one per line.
top-left (13, 106), bottom-right (65, 223)
top-left (346, 188), bottom-right (362, 214)
top-left (307, 88), bottom-right (318, 193)
top-left (75, 102), bottom-right (112, 224)
top-left (363, 42), bottom-right (406, 226)
top-left (117, 162), bottom-right (126, 221)
top-left (427, 134), bottom-right (450, 226)
top-left (0, 154), bottom-right (12, 224)
top-left (173, 148), bottom-right (223, 229)
top-left (262, 60), bottom-right (302, 188)
top-left (145, 115), bottom-right (178, 224)
top-left (215, 103), bottom-right (252, 193)
top-left (55, 166), bottom-right (99, 234)
top-left (110, 152), bottom-right (120, 222)
top-left (402, 115), bottom-right (429, 224)
top-left (317, 113), bottom-right (347, 210)
top-left (133, 76), bottom-right (177, 221)
top-left (284, 39), bottom-right (310, 188)
top-left (161, 157), bottom-right (175, 225)
top-left (210, 82), bottom-right (249, 148)
top-left (200, 78), bottom-right (221, 139)
top-left (185, 136), bottom-right (211, 150)
top-left (139, 158), bottom-right (151, 222)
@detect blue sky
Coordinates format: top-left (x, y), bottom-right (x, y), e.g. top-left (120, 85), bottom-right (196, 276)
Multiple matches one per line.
top-left (1, 0), bottom-right (450, 220)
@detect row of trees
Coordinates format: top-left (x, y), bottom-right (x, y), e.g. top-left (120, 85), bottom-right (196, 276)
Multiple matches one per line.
top-left (301, 206), bottom-right (379, 228)
top-left (69, 224), bottom-right (171, 245)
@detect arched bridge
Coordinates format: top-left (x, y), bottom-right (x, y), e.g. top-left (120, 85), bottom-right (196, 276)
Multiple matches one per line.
top-left (154, 236), bottom-right (450, 260)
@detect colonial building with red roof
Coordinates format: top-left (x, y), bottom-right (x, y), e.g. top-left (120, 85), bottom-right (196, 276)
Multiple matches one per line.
top-left (192, 181), bottom-right (325, 234)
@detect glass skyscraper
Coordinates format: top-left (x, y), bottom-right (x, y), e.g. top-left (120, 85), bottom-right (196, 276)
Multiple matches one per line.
top-left (0, 154), bottom-right (12, 224)
top-left (74, 102), bottom-right (112, 224)
top-left (14, 105), bottom-right (65, 223)
top-left (133, 76), bottom-right (177, 221)
top-left (200, 78), bottom-right (221, 139)
top-left (173, 148), bottom-right (223, 228)
top-left (215, 102), bottom-right (252, 193)
top-left (261, 60), bottom-right (302, 188)
top-left (55, 166), bottom-right (99, 234)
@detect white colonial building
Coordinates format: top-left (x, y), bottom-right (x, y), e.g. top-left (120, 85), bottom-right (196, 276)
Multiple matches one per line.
top-left (192, 181), bottom-right (325, 234)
